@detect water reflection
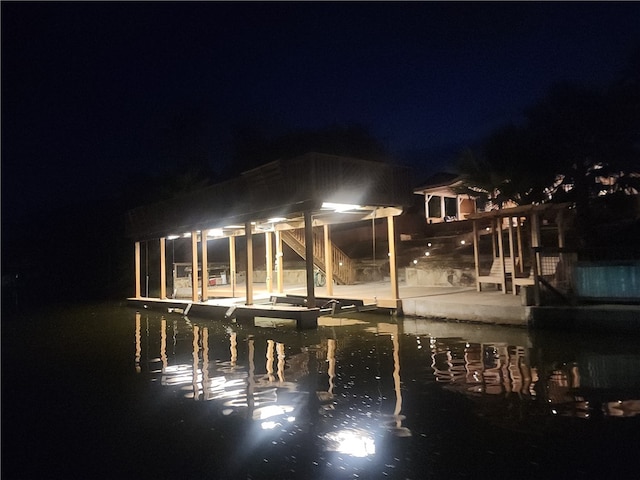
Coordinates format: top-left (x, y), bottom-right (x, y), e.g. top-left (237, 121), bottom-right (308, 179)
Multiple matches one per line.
top-left (132, 311), bottom-right (640, 477)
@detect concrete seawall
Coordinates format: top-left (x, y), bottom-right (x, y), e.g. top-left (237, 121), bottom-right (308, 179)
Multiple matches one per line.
top-left (399, 288), bottom-right (531, 326)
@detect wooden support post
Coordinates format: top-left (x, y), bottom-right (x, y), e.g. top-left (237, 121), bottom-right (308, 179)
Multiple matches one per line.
top-left (134, 241), bottom-right (141, 298)
top-left (531, 213), bottom-right (541, 306)
top-left (275, 230), bottom-right (284, 294)
top-left (491, 220), bottom-right (496, 258)
top-left (304, 210), bottom-right (315, 308)
top-left (160, 237), bottom-right (167, 299)
top-left (387, 215), bottom-right (399, 302)
top-left (265, 232), bottom-right (273, 293)
top-left (496, 217), bottom-right (507, 294)
top-left (557, 209), bottom-right (566, 284)
top-left (516, 219), bottom-right (524, 274)
top-left (323, 224), bottom-right (333, 296)
top-left (557, 209), bottom-right (565, 248)
top-left (201, 230), bottom-right (209, 302)
top-left (472, 220), bottom-right (481, 292)
top-left (229, 236), bottom-right (236, 298)
top-left (245, 222), bottom-right (254, 305)
top-left (507, 217), bottom-right (517, 295)
top-left (191, 231), bottom-right (199, 303)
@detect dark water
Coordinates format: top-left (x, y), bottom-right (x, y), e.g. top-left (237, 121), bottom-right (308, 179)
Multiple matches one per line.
top-left (2, 302), bottom-right (639, 479)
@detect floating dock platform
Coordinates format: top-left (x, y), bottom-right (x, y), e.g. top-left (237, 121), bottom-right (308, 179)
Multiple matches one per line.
top-left (127, 293), bottom-right (378, 329)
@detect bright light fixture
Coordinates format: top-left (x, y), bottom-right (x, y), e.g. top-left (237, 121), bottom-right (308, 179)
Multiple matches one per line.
top-left (208, 229), bottom-right (223, 237)
top-left (322, 202), bottom-right (361, 212)
top-left (167, 235), bottom-right (179, 240)
top-left (268, 217), bottom-right (286, 223)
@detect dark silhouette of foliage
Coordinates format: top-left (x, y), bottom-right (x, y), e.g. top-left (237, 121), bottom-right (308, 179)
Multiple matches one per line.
top-left (453, 52), bottom-right (639, 256)
top-left (455, 52), bottom-right (640, 208)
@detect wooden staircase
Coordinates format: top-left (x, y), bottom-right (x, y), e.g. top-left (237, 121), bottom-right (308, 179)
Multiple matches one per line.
top-left (281, 228), bottom-right (355, 285)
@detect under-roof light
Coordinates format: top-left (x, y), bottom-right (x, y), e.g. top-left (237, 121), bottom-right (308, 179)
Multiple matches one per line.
top-left (268, 217), bottom-right (286, 223)
top-left (322, 202), bottom-right (361, 212)
top-left (167, 235), bottom-right (179, 240)
top-left (208, 229), bottom-right (223, 237)
top-left (224, 225), bottom-right (244, 229)
top-left (183, 232), bottom-right (191, 238)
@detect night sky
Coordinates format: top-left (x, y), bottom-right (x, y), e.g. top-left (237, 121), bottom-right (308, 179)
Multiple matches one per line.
top-left (2, 2), bottom-right (640, 222)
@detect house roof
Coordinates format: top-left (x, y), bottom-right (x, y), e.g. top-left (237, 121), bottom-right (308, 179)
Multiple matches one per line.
top-left (126, 152), bottom-right (414, 240)
top-left (413, 172), bottom-right (464, 194)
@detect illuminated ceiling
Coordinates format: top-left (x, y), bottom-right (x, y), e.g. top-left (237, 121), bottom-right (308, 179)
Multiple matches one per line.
top-left (126, 153), bottom-right (413, 241)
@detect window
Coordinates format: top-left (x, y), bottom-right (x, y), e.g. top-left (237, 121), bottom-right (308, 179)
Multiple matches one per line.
top-left (444, 197), bottom-right (458, 220)
top-left (427, 195), bottom-right (441, 218)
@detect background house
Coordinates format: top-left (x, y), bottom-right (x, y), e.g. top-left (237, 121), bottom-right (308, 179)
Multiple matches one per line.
top-left (413, 173), bottom-right (477, 224)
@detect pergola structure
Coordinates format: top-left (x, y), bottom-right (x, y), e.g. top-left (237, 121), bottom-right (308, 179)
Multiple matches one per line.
top-left (467, 202), bottom-right (574, 305)
top-left (126, 153), bottom-right (413, 312)
top-left (413, 173), bottom-right (476, 223)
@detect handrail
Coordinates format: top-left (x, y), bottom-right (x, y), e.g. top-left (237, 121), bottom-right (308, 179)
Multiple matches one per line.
top-left (281, 229), bottom-right (355, 285)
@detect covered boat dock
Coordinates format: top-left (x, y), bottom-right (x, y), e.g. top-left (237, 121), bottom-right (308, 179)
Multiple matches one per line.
top-left (126, 153), bottom-right (414, 328)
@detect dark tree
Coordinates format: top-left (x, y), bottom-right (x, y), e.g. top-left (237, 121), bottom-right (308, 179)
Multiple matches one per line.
top-left (455, 53), bottom-right (640, 255)
top-left (456, 49), bottom-right (640, 209)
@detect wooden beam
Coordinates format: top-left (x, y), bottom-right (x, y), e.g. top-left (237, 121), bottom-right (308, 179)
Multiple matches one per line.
top-left (134, 241), bottom-right (141, 298)
top-left (324, 224), bottom-right (333, 296)
top-left (496, 218), bottom-right (507, 294)
top-left (265, 231), bottom-right (273, 293)
top-left (491, 220), bottom-right (496, 258)
top-left (191, 231), bottom-right (198, 303)
top-left (557, 209), bottom-right (565, 248)
top-left (516, 219), bottom-right (524, 274)
top-left (160, 237), bottom-right (166, 299)
top-left (531, 212), bottom-right (541, 306)
top-left (507, 218), bottom-right (517, 295)
top-left (387, 214), bottom-right (399, 302)
top-left (472, 221), bottom-right (481, 292)
top-left (201, 230), bottom-right (209, 301)
top-left (425, 194), bottom-right (432, 220)
top-left (229, 236), bottom-right (237, 298)
top-left (275, 230), bottom-right (284, 294)
top-left (304, 210), bottom-right (315, 308)
top-left (245, 222), bottom-right (254, 305)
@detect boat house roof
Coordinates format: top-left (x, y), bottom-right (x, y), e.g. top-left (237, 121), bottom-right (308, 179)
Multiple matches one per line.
top-left (126, 152), bottom-right (414, 241)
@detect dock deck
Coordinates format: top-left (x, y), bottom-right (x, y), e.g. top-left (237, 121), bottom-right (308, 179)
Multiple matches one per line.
top-left (128, 280), bottom-right (640, 332)
top-left (127, 282), bottom-right (386, 329)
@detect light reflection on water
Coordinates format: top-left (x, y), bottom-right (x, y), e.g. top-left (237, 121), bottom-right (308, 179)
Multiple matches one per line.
top-left (130, 309), bottom-right (640, 478)
top-left (5, 303), bottom-right (640, 479)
